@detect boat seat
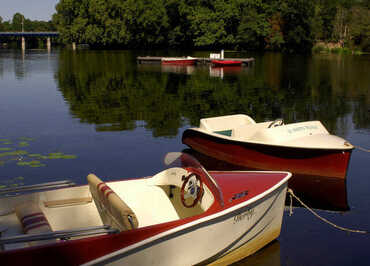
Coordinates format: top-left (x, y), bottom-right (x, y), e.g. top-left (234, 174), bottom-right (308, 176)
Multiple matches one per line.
top-left (233, 122), bottom-right (270, 140)
top-left (87, 174), bottom-right (139, 231)
top-left (15, 202), bottom-right (56, 247)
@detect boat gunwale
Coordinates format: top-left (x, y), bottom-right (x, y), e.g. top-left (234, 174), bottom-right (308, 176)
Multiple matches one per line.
top-left (81, 170), bottom-right (291, 265)
top-left (0, 171), bottom-right (290, 260)
top-left (183, 128), bottom-right (354, 151)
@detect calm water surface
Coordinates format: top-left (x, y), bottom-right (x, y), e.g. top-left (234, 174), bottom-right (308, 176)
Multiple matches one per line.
top-left (0, 49), bottom-right (369, 265)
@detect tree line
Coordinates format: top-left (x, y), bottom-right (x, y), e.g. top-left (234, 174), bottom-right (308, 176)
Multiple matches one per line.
top-left (52, 0), bottom-right (370, 52)
top-left (0, 13), bottom-right (55, 32)
top-left (1, 1), bottom-right (369, 52)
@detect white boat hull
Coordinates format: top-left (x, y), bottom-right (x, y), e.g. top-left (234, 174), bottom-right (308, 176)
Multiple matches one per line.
top-left (85, 184), bottom-right (287, 266)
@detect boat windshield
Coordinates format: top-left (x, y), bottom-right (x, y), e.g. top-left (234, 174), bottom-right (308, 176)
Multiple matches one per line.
top-left (164, 152), bottom-right (224, 207)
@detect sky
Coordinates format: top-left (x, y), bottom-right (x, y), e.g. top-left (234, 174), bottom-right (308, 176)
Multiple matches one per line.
top-left (0, 0), bottom-right (59, 22)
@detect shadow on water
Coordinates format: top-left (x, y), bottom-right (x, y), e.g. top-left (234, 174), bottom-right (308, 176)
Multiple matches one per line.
top-left (231, 240), bottom-right (281, 266)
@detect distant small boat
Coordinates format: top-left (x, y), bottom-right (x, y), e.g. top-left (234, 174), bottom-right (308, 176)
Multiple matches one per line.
top-left (0, 152), bottom-right (291, 265)
top-left (211, 60), bottom-right (242, 66)
top-left (161, 56), bottom-right (196, 65)
top-left (182, 114), bottom-right (354, 180)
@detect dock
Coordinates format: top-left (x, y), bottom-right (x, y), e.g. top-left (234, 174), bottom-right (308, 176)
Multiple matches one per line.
top-left (137, 56), bottom-right (255, 66)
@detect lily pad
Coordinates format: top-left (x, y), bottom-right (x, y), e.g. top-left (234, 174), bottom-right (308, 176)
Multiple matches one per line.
top-left (17, 160), bottom-right (46, 167)
top-left (30, 164), bottom-right (46, 167)
top-left (0, 150), bottom-right (28, 157)
top-left (0, 148), bottom-right (12, 151)
top-left (62, 155), bottom-right (77, 159)
top-left (18, 142), bottom-right (29, 147)
top-left (18, 137), bottom-right (34, 141)
top-left (28, 154), bottom-right (43, 158)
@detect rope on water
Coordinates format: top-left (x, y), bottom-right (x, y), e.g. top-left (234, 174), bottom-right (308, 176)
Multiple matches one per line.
top-left (346, 141), bottom-right (370, 152)
top-left (354, 145), bottom-right (370, 153)
top-left (287, 188), bottom-right (369, 234)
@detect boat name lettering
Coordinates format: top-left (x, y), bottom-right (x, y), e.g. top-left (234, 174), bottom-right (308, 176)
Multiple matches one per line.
top-left (230, 190), bottom-right (248, 202)
top-left (287, 125), bottom-right (318, 134)
top-left (234, 209), bottom-right (254, 223)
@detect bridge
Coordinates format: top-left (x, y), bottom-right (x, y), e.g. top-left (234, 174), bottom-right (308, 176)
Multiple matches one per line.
top-left (0, 32), bottom-right (59, 50)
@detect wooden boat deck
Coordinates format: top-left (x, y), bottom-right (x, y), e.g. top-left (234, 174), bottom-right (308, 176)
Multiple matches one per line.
top-left (137, 56), bottom-right (255, 66)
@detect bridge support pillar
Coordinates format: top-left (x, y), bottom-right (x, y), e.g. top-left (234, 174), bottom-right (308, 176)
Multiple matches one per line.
top-left (21, 37), bottom-right (26, 50)
top-left (47, 37), bottom-right (51, 51)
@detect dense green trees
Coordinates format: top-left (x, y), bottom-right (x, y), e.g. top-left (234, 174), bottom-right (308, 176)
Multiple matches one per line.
top-left (0, 13), bottom-right (55, 32)
top-left (1, 1), bottom-right (368, 51)
top-left (51, 0), bottom-right (370, 52)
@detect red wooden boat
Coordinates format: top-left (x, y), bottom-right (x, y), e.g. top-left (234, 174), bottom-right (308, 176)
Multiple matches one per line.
top-left (161, 57), bottom-right (196, 65)
top-left (0, 152), bottom-right (291, 265)
top-left (211, 59), bottom-right (243, 66)
top-left (182, 114), bottom-right (354, 180)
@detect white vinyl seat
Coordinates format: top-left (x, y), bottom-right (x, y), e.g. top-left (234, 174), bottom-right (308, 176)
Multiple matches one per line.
top-left (87, 174), bottom-right (139, 231)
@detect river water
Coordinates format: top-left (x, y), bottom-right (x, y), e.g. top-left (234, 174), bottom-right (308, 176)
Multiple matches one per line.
top-left (0, 49), bottom-right (369, 265)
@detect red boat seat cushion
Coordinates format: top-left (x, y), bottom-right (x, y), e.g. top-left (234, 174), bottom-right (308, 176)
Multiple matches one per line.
top-left (87, 174), bottom-right (138, 231)
top-left (15, 202), bottom-right (56, 246)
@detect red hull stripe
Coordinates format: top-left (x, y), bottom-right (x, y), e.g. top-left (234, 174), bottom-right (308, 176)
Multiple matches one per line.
top-left (0, 171), bottom-right (289, 265)
top-left (162, 60), bottom-right (196, 65)
top-left (182, 130), bottom-right (352, 179)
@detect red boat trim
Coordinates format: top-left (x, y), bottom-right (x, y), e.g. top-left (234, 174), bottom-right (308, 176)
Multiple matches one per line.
top-left (161, 59), bottom-right (196, 65)
top-left (211, 60), bottom-right (243, 66)
top-left (0, 171), bottom-right (290, 266)
top-left (85, 185), bottom-right (285, 265)
top-left (182, 129), bottom-right (352, 179)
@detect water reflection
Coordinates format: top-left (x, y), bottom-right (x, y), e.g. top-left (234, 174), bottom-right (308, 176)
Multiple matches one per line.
top-left (231, 241), bottom-right (281, 266)
top-left (185, 149), bottom-right (349, 212)
top-left (137, 63), bottom-right (198, 75)
top-left (14, 51), bottom-right (26, 79)
top-left (0, 50), bottom-right (59, 80)
top-left (55, 50), bottom-right (370, 138)
top-left (209, 66), bottom-right (246, 79)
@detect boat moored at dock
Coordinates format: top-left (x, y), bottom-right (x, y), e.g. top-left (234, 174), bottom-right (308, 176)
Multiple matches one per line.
top-left (161, 56), bottom-right (197, 65)
top-left (211, 59), bottom-right (243, 66)
top-left (182, 114), bottom-right (354, 180)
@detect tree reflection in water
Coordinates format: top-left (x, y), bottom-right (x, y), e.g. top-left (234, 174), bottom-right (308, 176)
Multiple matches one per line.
top-left (55, 50), bottom-right (370, 137)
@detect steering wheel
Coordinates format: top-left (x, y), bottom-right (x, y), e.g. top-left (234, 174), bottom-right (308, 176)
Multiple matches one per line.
top-left (268, 118), bottom-right (284, 128)
top-left (181, 172), bottom-right (204, 208)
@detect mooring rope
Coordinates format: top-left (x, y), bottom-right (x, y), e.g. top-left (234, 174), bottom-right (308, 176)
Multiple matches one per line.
top-left (287, 188), bottom-right (368, 234)
top-left (344, 141), bottom-right (370, 153)
top-left (354, 145), bottom-right (370, 153)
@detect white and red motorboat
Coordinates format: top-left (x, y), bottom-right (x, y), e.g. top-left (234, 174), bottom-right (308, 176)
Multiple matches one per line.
top-left (0, 153), bottom-right (291, 265)
top-left (182, 114), bottom-right (354, 180)
top-left (161, 56), bottom-right (196, 65)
